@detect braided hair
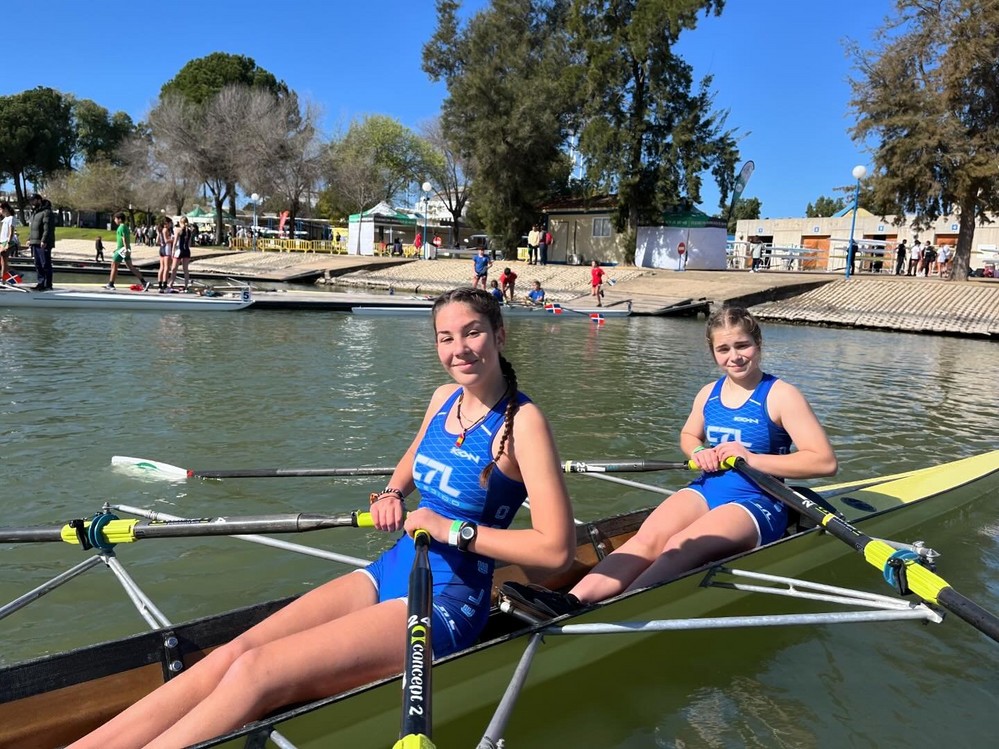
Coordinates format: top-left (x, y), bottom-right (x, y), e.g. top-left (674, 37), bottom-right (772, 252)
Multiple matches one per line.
top-left (432, 287), bottom-right (520, 487)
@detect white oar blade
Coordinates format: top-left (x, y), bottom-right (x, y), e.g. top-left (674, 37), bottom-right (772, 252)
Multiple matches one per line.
top-left (111, 455), bottom-right (189, 481)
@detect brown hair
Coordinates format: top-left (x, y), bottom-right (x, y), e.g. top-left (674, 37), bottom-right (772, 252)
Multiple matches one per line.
top-left (0, 201), bottom-right (12, 215)
top-left (705, 306), bottom-right (763, 349)
top-left (432, 288), bottom-right (519, 486)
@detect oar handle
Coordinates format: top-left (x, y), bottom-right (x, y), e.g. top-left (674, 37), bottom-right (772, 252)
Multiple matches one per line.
top-left (0, 511), bottom-right (376, 546)
top-left (398, 529), bottom-right (434, 744)
top-left (563, 456), bottom-right (736, 473)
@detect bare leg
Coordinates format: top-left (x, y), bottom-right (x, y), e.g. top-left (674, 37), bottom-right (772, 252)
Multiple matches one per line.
top-left (107, 262), bottom-right (119, 286)
top-left (67, 572), bottom-right (396, 749)
top-left (626, 503), bottom-right (759, 592)
top-left (125, 257), bottom-right (145, 286)
top-left (569, 490), bottom-right (709, 603)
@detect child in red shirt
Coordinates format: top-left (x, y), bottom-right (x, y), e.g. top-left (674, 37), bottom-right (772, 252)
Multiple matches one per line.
top-left (590, 261), bottom-right (606, 306)
top-left (499, 267), bottom-right (518, 302)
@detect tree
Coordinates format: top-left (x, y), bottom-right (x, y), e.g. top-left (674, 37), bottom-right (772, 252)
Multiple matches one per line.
top-left (73, 99), bottom-right (135, 165)
top-left (0, 87), bottom-right (75, 218)
top-left (420, 117), bottom-right (474, 244)
top-left (850, 0), bottom-right (999, 281)
top-left (323, 115), bottom-right (429, 216)
top-left (156, 53), bottom-right (291, 241)
top-left (568, 0), bottom-right (739, 253)
top-left (424, 0), bottom-right (577, 257)
top-left (727, 196), bottom-right (762, 234)
top-left (805, 195), bottom-right (846, 217)
top-left (240, 96), bottom-right (326, 239)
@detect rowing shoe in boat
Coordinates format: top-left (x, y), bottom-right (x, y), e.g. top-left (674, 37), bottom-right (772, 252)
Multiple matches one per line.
top-left (1, 451), bottom-right (997, 748)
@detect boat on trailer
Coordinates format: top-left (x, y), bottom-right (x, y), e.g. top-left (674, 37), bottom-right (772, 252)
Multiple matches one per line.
top-left (0, 285), bottom-right (253, 311)
top-left (1, 451), bottom-right (997, 748)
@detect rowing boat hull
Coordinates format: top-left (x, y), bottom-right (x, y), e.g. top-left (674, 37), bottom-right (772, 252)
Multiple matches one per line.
top-left (352, 304), bottom-right (632, 318)
top-left (0, 289), bottom-right (252, 311)
top-left (2, 451), bottom-right (997, 748)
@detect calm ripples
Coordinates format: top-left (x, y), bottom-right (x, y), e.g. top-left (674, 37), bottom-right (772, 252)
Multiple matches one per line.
top-left (1, 309), bottom-right (997, 746)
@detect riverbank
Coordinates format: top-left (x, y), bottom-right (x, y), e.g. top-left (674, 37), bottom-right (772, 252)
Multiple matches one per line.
top-left (39, 240), bottom-right (999, 337)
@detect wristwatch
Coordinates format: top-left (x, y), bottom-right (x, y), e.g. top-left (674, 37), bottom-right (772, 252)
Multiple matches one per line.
top-left (456, 521), bottom-right (477, 552)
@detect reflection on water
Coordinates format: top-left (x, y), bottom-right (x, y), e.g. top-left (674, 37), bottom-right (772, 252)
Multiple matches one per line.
top-left (1, 311), bottom-right (997, 744)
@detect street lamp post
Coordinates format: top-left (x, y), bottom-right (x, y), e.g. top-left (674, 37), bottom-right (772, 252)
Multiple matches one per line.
top-left (845, 165), bottom-right (866, 279)
top-left (421, 181), bottom-right (432, 260)
top-left (251, 193), bottom-right (260, 252)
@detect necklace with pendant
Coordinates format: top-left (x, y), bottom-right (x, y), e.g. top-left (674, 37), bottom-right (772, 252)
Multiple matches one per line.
top-left (454, 391), bottom-right (495, 447)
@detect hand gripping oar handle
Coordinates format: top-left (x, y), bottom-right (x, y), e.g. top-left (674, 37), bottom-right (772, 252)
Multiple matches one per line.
top-left (732, 458), bottom-right (999, 644)
top-left (395, 529), bottom-right (436, 749)
top-left (0, 511), bottom-right (375, 547)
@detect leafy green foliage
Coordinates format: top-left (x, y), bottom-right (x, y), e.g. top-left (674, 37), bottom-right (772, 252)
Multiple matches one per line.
top-left (323, 115), bottom-right (431, 217)
top-left (727, 196), bottom-right (762, 234)
top-left (805, 195), bottom-right (845, 218)
top-left (0, 87), bottom-right (77, 219)
top-left (569, 0), bottom-right (738, 239)
top-left (160, 52), bottom-right (288, 106)
top-left (850, 0), bottom-right (999, 280)
top-left (424, 0), bottom-right (577, 257)
top-left (73, 99), bottom-right (135, 165)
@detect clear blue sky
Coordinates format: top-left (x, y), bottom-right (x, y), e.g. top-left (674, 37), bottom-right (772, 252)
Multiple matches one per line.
top-left (5, 0), bottom-right (893, 218)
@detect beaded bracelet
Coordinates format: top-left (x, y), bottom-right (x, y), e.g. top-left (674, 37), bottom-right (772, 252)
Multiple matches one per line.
top-left (369, 487), bottom-right (405, 505)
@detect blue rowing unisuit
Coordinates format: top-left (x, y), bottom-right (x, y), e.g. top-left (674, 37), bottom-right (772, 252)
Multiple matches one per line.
top-left (360, 388), bottom-right (530, 656)
top-left (687, 373), bottom-right (793, 545)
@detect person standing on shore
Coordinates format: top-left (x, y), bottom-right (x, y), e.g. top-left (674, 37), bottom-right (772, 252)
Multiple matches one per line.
top-left (472, 246), bottom-right (492, 289)
top-left (590, 259), bottom-right (606, 306)
top-left (27, 193), bottom-right (55, 291)
top-left (105, 212), bottom-right (149, 290)
top-left (157, 217), bottom-right (175, 292)
top-left (907, 240), bottom-right (922, 276)
top-left (894, 240), bottom-right (907, 276)
top-left (539, 227), bottom-right (551, 266)
top-left (527, 225), bottom-right (541, 265)
top-left (0, 201), bottom-right (16, 283)
top-left (95, 235), bottom-right (105, 263)
top-left (169, 216), bottom-right (193, 291)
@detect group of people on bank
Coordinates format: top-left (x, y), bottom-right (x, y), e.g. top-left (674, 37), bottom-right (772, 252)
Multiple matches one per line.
top-left (103, 213), bottom-right (195, 292)
top-left (67, 287), bottom-right (836, 749)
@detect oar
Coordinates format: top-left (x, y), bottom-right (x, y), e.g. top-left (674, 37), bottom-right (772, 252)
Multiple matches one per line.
top-left (112, 454), bottom-right (698, 482)
top-left (564, 459), bottom-right (697, 473)
top-left (0, 511), bottom-right (375, 547)
top-left (394, 529), bottom-right (436, 749)
top-left (111, 455), bottom-right (395, 480)
top-left (733, 458), bottom-right (999, 644)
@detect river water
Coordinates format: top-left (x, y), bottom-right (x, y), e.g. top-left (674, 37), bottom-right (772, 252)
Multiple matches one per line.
top-left (1, 307), bottom-right (997, 747)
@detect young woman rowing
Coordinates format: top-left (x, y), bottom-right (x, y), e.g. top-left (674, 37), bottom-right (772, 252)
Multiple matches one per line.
top-left (69, 287), bottom-right (576, 749)
top-left (506, 305), bottom-right (837, 615)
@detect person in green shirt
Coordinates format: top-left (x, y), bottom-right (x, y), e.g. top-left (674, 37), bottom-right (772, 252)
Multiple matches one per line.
top-left (105, 212), bottom-right (149, 290)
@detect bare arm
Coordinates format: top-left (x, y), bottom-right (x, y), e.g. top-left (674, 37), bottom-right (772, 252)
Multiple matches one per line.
top-left (368, 383), bottom-right (459, 531)
top-left (405, 401), bottom-right (576, 572)
top-left (711, 380), bottom-right (838, 479)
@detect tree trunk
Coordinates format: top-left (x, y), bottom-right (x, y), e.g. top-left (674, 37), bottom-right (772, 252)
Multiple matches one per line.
top-left (952, 194), bottom-right (976, 282)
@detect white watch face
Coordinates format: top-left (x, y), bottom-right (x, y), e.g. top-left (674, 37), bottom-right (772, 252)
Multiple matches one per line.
top-left (460, 525), bottom-right (475, 540)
